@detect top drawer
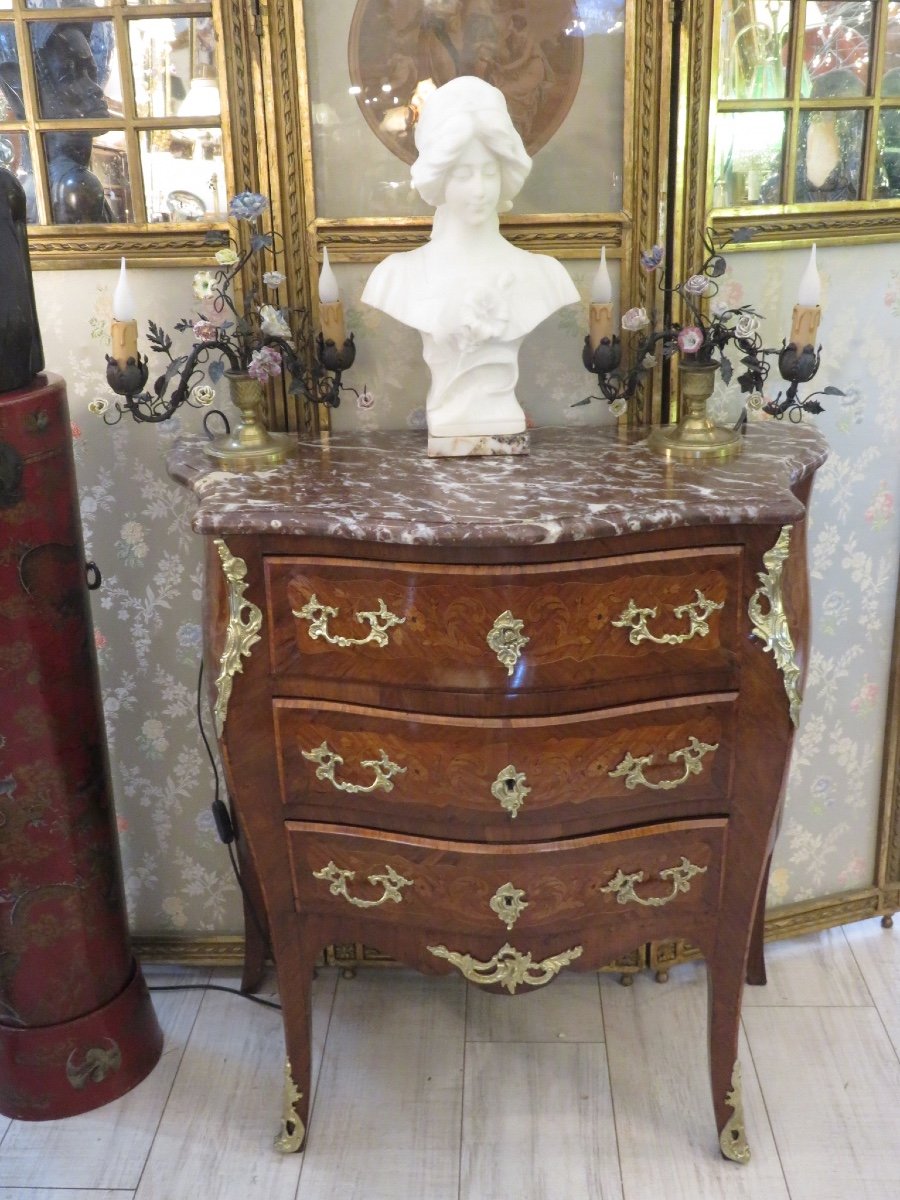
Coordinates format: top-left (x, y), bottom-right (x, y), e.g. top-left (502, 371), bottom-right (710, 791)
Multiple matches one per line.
top-left (265, 547), bottom-right (743, 711)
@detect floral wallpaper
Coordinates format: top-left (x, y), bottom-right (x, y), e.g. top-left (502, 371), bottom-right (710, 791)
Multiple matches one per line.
top-left (28, 242), bottom-right (898, 935)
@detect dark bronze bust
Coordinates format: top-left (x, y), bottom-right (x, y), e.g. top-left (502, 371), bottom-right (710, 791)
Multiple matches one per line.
top-left (0, 166), bottom-right (44, 393)
top-left (0, 21), bottom-right (114, 224)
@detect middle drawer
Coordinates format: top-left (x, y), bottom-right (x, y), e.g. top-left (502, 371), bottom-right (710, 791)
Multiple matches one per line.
top-left (273, 694), bottom-right (737, 841)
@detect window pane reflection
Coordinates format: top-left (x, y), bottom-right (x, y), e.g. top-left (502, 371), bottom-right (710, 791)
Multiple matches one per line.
top-left (29, 20), bottom-right (120, 121)
top-left (796, 107), bottom-right (864, 201)
top-left (883, 3), bottom-right (900, 83)
top-left (130, 17), bottom-right (219, 120)
top-left (713, 109), bottom-right (785, 206)
top-left (25, 0), bottom-right (110, 7)
top-left (0, 21), bottom-right (20, 117)
top-left (139, 125), bottom-right (224, 222)
top-left (41, 129), bottom-right (131, 222)
top-left (0, 132), bottom-right (35, 221)
top-left (803, 2), bottom-right (873, 96)
top-left (876, 106), bottom-right (900, 197)
top-left (718, 0), bottom-right (791, 100)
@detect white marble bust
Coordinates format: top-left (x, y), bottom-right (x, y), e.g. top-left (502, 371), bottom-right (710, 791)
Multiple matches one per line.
top-left (362, 75), bottom-right (578, 452)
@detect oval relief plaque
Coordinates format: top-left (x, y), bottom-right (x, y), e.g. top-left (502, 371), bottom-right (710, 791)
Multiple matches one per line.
top-left (348, 0), bottom-right (585, 164)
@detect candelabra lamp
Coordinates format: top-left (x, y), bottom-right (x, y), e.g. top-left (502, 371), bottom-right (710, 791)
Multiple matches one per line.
top-left (102, 322), bottom-right (356, 472)
top-left (96, 195), bottom-right (358, 467)
top-left (579, 237), bottom-right (840, 455)
top-left (0, 373), bottom-right (163, 1120)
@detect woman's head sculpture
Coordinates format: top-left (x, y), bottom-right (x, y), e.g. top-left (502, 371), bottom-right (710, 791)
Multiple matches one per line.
top-left (410, 76), bottom-right (531, 213)
top-left (361, 75), bottom-right (579, 455)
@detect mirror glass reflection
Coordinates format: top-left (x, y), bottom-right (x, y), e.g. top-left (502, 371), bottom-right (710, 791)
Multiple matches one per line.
top-left (129, 17), bottom-right (219, 120)
top-left (718, 0), bottom-right (791, 100)
top-left (139, 125), bottom-right (224, 222)
top-left (712, 109), bottom-right (785, 206)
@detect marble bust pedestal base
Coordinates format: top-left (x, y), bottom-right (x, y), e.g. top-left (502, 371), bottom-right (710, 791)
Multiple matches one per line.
top-left (428, 430), bottom-right (529, 458)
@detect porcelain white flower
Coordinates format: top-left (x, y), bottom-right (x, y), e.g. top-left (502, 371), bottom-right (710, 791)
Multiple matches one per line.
top-left (192, 271), bottom-right (217, 300)
top-left (214, 247), bottom-right (239, 266)
top-left (263, 271), bottom-right (286, 288)
top-left (88, 396), bottom-right (109, 416)
top-left (610, 397), bottom-right (628, 417)
top-left (191, 384), bottom-right (216, 407)
top-left (258, 304), bottom-right (292, 341)
top-left (684, 274), bottom-right (710, 295)
top-left (735, 314), bottom-right (760, 337)
top-left (621, 306), bottom-right (650, 331)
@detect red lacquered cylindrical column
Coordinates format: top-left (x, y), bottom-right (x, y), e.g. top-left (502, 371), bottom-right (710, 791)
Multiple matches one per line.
top-left (0, 373), bottom-right (162, 1120)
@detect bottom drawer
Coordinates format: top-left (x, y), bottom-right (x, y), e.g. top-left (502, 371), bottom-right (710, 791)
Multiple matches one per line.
top-left (288, 818), bottom-right (726, 938)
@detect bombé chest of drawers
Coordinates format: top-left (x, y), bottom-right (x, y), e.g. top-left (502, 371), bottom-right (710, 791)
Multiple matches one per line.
top-left (168, 422), bottom-right (827, 1163)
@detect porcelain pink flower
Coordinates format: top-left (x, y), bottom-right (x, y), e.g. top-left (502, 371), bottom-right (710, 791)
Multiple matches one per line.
top-left (247, 345), bottom-right (282, 381)
top-left (677, 325), bottom-right (704, 353)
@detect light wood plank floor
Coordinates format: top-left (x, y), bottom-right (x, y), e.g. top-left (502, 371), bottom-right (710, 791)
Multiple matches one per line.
top-left (1, 918), bottom-right (898, 1200)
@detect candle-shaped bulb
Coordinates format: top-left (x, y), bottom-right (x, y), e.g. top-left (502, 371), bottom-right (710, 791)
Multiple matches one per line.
top-left (797, 243), bottom-right (820, 307)
top-left (318, 246), bottom-right (340, 304)
top-left (112, 256), bottom-right (136, 321)
top-left (591, 246), bottom-right (613, 303)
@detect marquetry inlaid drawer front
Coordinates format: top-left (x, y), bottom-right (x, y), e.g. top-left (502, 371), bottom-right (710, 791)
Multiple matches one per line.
top-left (264, 548), bottom-right (742, 708)
top-left (288, 819), bottom-right (726, 937)
top-left (273, 695), bottom-right (736, 839)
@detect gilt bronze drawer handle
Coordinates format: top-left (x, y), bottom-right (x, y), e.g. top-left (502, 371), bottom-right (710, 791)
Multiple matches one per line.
top-left (608, 736), bottom-right (718, 791)
top-left (612, 588), bottom-right (723, 646)
top-left (302, 741), bottom-right (406, 794)
top-left (486, 610), bottom-right (529, 675)
top-left (427, 941), bottom-right (583, 994)
top-left (312, 861), bottom-right (413, 908)
top-left (600, 856), bottom-right (707, 907)
top-left (292, 593), bottom-right (404, 648)
top-left (489, 882), bottom-right (528, 930)
top-left (748, 526), bottom-right (802, 728)
top-left (490, 765), bottom-right (531, 818)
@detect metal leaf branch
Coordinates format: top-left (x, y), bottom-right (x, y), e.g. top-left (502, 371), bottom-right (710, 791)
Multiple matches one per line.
top-left (99, 192), bottom-right (356, 426)
top-left (579, 226), bottom-right (843, 422)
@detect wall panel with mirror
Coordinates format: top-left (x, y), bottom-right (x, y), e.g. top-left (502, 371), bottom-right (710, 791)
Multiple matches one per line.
top-left (261, 0), bottom-right (675, 432)
top-left (701, 0), bottom-right (900, 247)
top-left (0, 0), bottom-right (259, 265)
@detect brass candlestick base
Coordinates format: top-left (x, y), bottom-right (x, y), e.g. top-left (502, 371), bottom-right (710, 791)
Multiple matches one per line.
top-left (647, 363), bottom-right (742, 461)
top-left (205, 370), bottom-right (294, 472)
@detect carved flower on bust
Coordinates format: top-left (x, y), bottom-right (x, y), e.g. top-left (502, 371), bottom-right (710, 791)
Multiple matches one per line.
top-left (451, 274), bottom-right (513, 354)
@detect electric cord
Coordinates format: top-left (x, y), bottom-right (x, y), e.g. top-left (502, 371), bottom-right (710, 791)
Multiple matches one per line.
top-left (195, 657), bottom-right (280, 974)
top-left (195, 657), bottom-right (273, 962)
top-left (146, 670), bottom-right (282, 1012)
top-left (148, 982), bottom-right (281, 1011)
